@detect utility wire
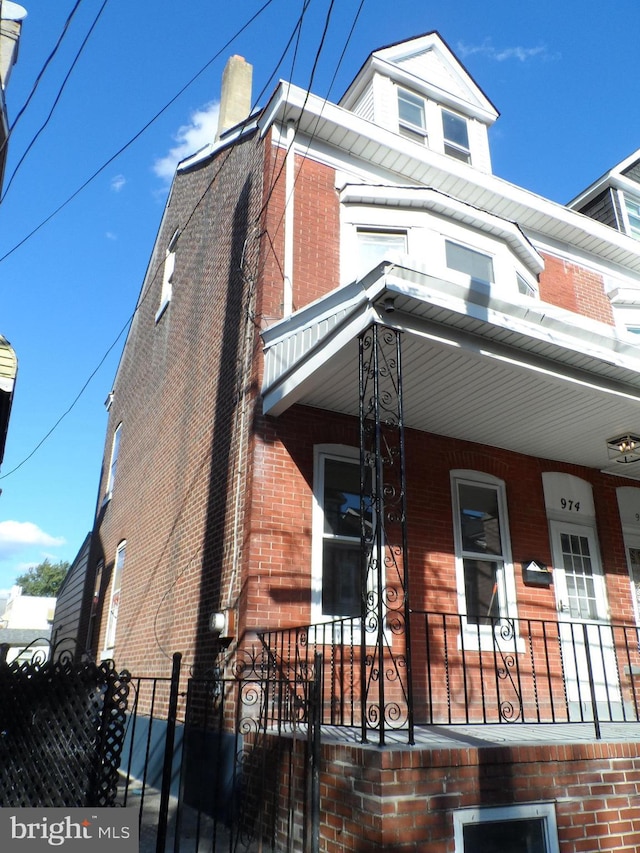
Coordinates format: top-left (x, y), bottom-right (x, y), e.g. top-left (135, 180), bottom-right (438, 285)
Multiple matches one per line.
top-left (2, 0), bottom-right (110, 202)
top-left (0, 0), bottom-right (86, 159)
top-left (0, 0), bottom-right (277, 266)
top-left (0, 0), bottom-right (312, 478)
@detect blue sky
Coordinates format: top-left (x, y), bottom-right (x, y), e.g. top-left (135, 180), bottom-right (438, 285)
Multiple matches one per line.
top-left (0, 0), bottom-right (638, 589)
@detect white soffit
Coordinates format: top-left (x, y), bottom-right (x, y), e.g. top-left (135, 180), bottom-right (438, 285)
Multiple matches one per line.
top-left (261, 264), bottom-right (640, 474)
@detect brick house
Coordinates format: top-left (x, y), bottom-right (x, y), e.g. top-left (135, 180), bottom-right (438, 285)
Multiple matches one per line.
top-left (82, 33), bottom-right (640, 852)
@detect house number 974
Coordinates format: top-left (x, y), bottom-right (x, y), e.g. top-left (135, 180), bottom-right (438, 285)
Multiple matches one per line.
top-left (560, 498), bottom-right (580, 511)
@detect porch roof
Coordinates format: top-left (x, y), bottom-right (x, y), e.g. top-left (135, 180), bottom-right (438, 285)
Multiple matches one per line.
top-left (261, 262), bottom-right (640, 480)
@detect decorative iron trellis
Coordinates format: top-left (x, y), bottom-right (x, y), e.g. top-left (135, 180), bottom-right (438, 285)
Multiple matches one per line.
top-left (359, 323), bottom-right (414, 744)
top-left (0, 644), bottom-right (130, 807)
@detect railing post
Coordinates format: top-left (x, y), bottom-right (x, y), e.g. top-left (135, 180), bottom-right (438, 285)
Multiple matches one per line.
top-left (359, 324), bottom-right (414, 745)
top-left (304, 653), bottom-right (322, 853)
top-left (581, 623), bottom-right (601, 740)
top-left (157, 652), bottom-right (182, 853)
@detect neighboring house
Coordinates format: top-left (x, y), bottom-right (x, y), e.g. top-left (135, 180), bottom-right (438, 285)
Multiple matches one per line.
top-left (84, 33), bottom-right (640, 851)
top-left (50, 533), bottom-right (91, 658)
top-left (0, 3), bottom-right (24, 466)
top-left (0, 585), bottom-right (55, 663)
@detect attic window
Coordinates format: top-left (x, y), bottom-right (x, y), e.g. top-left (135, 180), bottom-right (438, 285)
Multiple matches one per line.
top-left (398, 88), bottom-right (427, 143)
top-left (442, 110), bottom-right (470, 163)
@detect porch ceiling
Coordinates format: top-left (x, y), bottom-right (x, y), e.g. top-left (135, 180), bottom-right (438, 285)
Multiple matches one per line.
top-left (261, 263), bottom-right (640, 480)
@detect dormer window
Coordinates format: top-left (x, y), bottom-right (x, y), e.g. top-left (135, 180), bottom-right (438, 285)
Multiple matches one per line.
top-left (397, 88), bottom-right (427, 143)
top-left (442, 110), bottom-right (470, 163)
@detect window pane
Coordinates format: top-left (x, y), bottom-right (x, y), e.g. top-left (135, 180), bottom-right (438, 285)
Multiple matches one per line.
top-left (464, 558), bottom-right (500, 625)
top-left (322, 540), bottom-right (360, 616)
top-left (357, 230), bottom-right (407, 276)
top-left (458, 483), bottom-right (502, 556)
top-left (443, 110), bottom-right (469, 148)
top-left (398, 89), bottom-right (425, 130)
top-left (463, 818), bottom-right (547, 853)
top-left (446, 240), bottom-right (494, 283)
top-left (324, 459), bottom-right (363, 537)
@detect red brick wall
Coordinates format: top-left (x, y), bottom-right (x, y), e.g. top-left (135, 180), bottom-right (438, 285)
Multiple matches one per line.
top-left (88, 133), bottom-right (266, 676)
top-left (244, 405), bottom-right (634, 640)
top-left (257, 146), bottom-right (339, 323)
top-left (308, 738), bottom-right (640, 852)
top-left (539, 254), bottom-right (614, 324)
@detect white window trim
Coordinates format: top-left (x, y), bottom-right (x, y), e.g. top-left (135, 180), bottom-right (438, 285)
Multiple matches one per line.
top-left (103, 422), bottom-right (122, 504)
top-left (397, 87), bottom-right (428, 142)
top-left (451, 470), bottom-right (521, 652)
top-left (454, 802), bottom-right (559, 853)
top-left (103, 540), bottom-right (126, 658)
top-left (312, 444), bottom-right (361, 626)
top-left (155, 228), bottom-right (180, 323)
top-left (442, 108), bottom-right (471, 164)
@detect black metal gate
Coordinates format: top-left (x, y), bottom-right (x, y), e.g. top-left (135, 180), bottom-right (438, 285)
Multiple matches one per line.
top-left (120, 650), bottom-right (322, 853)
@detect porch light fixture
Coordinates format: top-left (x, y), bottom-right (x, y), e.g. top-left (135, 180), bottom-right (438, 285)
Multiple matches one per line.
top-left (606, 433), bottom-right (640, 464)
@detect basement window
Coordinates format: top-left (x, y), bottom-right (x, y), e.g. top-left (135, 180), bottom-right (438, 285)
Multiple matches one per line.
top-left (454, 803), bottom-right (560, 853)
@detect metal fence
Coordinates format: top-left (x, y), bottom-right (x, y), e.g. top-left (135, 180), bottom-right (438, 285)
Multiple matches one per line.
top-left (117, 651), bottom-right (322, 853)
top-left (260, 612), bottom-right (640, 741)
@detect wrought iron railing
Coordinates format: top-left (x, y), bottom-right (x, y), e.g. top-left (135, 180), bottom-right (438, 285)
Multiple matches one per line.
top-left (260, 612), bottom-right (640, 739)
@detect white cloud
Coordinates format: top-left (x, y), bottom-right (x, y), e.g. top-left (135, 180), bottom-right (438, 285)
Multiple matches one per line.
top-left (153, 101), bottom-right (220, 182)
top-left (105, 231), bottom-right (117, 240)
top-left (0, 521), bottom-right (65, 559)
top-left (110, 174), bottom-right (126, 192)
top-left (456, 40), bottom-right (552, 62)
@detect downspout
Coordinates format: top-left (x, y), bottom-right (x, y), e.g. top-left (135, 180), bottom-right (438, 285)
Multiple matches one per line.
top-left (283, 120), bottom-right (296, 317)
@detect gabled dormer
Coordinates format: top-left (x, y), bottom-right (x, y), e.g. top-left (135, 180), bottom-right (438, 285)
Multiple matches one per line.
top-left (569, 149), bottom-right (640, 241)
top-left (339, 32), bottom-right (499, 173)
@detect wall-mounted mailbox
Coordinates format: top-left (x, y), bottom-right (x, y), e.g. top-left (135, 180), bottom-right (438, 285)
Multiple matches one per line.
top-left (521, 559), bottom-right (553, 587)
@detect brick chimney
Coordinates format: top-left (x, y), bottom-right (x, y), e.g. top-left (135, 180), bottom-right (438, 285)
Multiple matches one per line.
top-left (215, 55), bottom-right (253, 142)
top-left (0, 2), bottom-right (27, 90)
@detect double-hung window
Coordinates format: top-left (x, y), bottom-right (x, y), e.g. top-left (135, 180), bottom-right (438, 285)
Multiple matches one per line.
top-left (397, 88), bottom-right (427, 143)
top-left (313, 446), bottom-right (370, 620)
top-left (442, 109), bottom-right (471, 163)
top-left (105, 423), bottom-right (122, 499)
top-left (104, 541), bottom-right (125, 652)
top-left (155, 228), bottom-right (180, 322)
top-left (452, 471), bottom-right (513, 627)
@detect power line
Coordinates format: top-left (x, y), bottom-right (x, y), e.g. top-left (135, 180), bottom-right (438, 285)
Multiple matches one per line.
top-left (0, 0), bottom-right (314, 478)
top-left (0, 0), bottom-right (86, 160)
top-left (0, 0), bottom-right (278, 266)
top-left (1, 0), bottom-right (110, 202)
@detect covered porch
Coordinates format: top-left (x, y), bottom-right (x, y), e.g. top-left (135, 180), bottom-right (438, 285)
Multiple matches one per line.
top-left (259, 261), bottom-right (640, 745)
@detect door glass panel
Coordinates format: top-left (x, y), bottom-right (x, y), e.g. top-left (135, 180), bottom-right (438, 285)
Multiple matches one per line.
top-left (560, 532), bottom-right (597, 619)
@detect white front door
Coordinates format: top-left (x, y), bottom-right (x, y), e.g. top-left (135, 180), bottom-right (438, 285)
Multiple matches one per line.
top-left (549, 521), bottom-right (621, 720)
